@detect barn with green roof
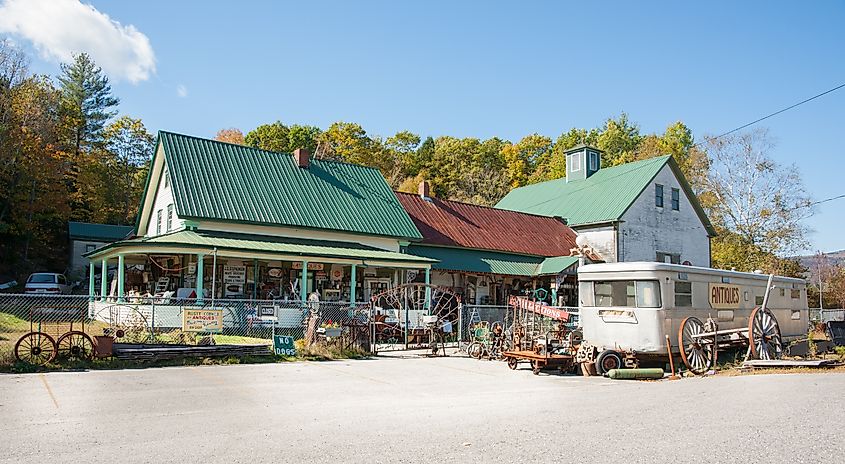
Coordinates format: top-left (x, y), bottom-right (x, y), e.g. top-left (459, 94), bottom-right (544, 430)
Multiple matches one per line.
top-left (496, 145), bottom-right (715, 266)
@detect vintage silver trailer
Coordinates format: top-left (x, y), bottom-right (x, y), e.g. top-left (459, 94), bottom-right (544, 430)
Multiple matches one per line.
top-left (575, 262), bottom-right (808, 374)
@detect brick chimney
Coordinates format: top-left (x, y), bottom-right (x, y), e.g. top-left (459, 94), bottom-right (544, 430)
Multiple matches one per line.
top-left (294, 148), bottom-right (310, 168)
top-left (418, 180), bottom-right (431, 199)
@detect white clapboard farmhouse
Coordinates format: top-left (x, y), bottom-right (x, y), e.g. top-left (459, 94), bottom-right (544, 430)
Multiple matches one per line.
top-left (496, 145), bottom-right (716, 267)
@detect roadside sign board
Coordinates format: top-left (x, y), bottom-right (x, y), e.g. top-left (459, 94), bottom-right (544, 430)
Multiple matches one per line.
top-left (182, 308), bottom-right (224, 333)
top-left (273, 335), bottom-right (296, 356)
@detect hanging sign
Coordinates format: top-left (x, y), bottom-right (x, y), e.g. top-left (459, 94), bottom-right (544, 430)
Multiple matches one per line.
top-left (709, 283), bottom-right (741, 309)
top-left (508, 295), bottom-right (569, 322)
top-left (292, 262), bottom-right (324, 270)
top-left (182, 309), bottom-right (223, 333)
top-left (268, 268), bottom-right (283, 278)
top-left (187, 263), bottom-right (196, 275)
top-left (223, 265), bottom-right (246, 284)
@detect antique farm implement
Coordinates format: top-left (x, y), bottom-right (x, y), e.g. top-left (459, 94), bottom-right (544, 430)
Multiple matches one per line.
top-left (14, 300), bottom-right (95, 365)
top-left (677, 275), bottom-right (783, 375)
top-left (502, 296), bottom-right (580, 374)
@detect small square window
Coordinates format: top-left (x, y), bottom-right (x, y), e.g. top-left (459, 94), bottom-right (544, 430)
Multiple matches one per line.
top-left (85, 244), bottom-right (96, 253)
top-left (755, 295), bottom-right (764, 306)
top-left (655, 184), bottom-right (664, 207)
top-left (791, 289), bottom-right (800, 299)
top-left (671, 188), bottom-right (680, 211)
top-left (675, 281), bottom-right (692, 307)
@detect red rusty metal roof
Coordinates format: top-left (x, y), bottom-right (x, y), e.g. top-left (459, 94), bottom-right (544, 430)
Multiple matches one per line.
top-left (396, 192), bottom-right (580, 257)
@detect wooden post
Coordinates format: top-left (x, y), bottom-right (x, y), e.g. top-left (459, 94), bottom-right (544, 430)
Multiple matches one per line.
top-left (100, 258), bottom-right (108, 302)
top-left (349, 264), bottom-right (357, 306)
top-left (300, 261), bottom-right (308, 303)
top-left (88, 262), bottom-right (95, 302)
top-left (117, 254), bottom-right (125, 302)
top-left (424, 267), bottom-right (431, 310)
top-left (196, 253), bottom-right (204, 304)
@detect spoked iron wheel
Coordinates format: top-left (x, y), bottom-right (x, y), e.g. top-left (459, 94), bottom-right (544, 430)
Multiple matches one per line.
top-left (14, 332), bottom-right (57, 366)
top-left (56, 331), bottom-right (95, 361)
top-left (678, 317), bottom-right (714, 375)
top-left (748, 308), bottom-right (782, 360)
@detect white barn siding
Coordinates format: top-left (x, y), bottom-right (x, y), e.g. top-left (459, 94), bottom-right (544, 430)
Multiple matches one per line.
top-left (145, 161), bottom-right (184, 237)
top-left (618, 165), bottom-right (710, 266)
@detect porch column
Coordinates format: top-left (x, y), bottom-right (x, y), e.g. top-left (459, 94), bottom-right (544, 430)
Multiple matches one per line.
top-left (117, 254), bottom-right (125, 302)
top-left (100, 258), bottom-right (108, 302)
top-left (300, 260), bottom-right (308, 303)
top-left (349, 264), bottom-right (357, 305)
top-left (88, 262), bottom-right (95, 302)
top-left (424, 267), bottom-right (431, 310)
top-left (196, 253), bottom-right (204, 304)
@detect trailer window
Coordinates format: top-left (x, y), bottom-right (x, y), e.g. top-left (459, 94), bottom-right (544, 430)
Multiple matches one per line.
top-left (636, 281), bottom-right (662, 308)
top-left (675, 281), bottom-right (692, 307)
top-left (579, 282), bottom-right (594, 306)
top-left (591, 280), bottom-right (660, 308)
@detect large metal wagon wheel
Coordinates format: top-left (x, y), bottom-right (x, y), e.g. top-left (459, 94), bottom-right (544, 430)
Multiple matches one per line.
top-left (678, 317), bottom-right (714, 375)
top-left (56, 331), bottom-right (95, 361)
top-left (748, 307), bottom-right (782, 360)
top-left (14, 332), bottom-right (57, 366)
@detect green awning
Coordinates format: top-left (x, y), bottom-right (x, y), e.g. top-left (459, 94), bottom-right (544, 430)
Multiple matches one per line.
top-left (535, 256), bottom-right (579, 276)
top-left (85, 229), bottom-right (435, 265)
top-left (406, 245), bottom-right (576, 277)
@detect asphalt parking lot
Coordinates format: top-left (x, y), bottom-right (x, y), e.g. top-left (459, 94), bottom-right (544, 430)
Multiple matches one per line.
top-left (1, 353), bottom-right (843, 463)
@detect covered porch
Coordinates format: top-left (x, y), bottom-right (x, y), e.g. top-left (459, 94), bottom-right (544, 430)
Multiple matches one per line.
top-left (84, 230), bottom-right (435, 306)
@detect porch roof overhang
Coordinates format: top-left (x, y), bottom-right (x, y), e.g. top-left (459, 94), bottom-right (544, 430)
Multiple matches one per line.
top-left (406, 244), bottom-right (578, 277)
top-left (84, 230), bottom-right (436, 268)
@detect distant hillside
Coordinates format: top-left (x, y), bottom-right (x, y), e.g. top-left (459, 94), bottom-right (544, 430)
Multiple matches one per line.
top-left (796, 250), bottom-right (845, 282)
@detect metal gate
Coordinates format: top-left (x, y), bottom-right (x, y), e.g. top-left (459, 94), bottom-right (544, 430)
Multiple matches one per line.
top-left (368, 283), bottom-right (460, 352)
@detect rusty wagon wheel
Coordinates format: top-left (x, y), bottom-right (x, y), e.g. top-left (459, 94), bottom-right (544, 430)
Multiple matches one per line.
top-left (14, 332), bottom-right (57, 366)
top-left (748, 308), bottom-right (783, 360)
top-left (507, 357), bottom-right (518, 370)
top-left (57, 331), bottom-right (95, 361)
top-left (678, 317), bottom-right (713, 375)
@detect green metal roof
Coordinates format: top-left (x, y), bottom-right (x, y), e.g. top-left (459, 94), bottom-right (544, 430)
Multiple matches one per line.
top-left (85, 229), bottom-right (435, 264)
top-left (68, 222), bottom-right (134, 241)
top-left (156, 131), bottom-right (422, 240)
top-left (535, 256), bottom-right (579, 275)
top-left (406, 245), bottom-right (577, 277)
top-left (495, 155), bottom-right (716, 236)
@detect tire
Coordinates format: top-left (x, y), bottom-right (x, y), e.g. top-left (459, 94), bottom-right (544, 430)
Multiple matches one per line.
top-left (507, 357), bottom-right (518, 370)
top-left (596, 350), bottom-right (623, 375)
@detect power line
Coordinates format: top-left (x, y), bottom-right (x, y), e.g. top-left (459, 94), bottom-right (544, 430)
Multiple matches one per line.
top-left (693, 81), bottom-right (845, 147)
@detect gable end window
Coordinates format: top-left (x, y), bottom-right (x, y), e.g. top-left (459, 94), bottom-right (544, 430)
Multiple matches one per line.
top-left (671, 188), bottom-right (680, 211)
top-left (163, 169), bottom-right (169, 189)
top-left (156, 210), bottom-right (162, 235)
top-left (166, 204), bottom-right (174, 232)
top-left (655, 184), bottom-right (664, 207)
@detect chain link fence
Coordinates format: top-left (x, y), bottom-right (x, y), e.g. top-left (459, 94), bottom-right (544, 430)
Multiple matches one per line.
top-left (0, 293), bottom-right (369, 364)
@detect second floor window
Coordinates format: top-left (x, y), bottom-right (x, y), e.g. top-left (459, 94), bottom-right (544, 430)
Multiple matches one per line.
top-left (156, 210), bottom-right (162, 235)
top-left (166, 204), bottom-right (174, 232)
top-left (655, 184), bottom-right (664, 207)
top-left (671, 188), bottom-right (680, 211)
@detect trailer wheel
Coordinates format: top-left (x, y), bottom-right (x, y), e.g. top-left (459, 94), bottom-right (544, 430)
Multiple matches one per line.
top-left (596, 350), bottom-right (623, 375)
top-left (507, 357), bottom-right (518, 370)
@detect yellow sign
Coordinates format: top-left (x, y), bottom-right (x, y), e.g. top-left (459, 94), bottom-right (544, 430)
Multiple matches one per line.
top-left (709, 283), bottom-right (741, 309)
top-left (182, 308), bottom-right (224, 333)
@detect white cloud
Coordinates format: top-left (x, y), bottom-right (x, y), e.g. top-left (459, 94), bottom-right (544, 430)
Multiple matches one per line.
top-left (176, 84), bottom-right (187, 98)
top-left (0, 0), bottom-right (155, 83)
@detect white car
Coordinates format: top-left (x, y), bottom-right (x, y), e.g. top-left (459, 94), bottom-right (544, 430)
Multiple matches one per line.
top-left (24, 273), bottom-right (72, 295)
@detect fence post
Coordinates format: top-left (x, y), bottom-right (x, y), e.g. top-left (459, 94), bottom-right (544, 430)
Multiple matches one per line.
top-left (150, 299), bottom-right (156, 342)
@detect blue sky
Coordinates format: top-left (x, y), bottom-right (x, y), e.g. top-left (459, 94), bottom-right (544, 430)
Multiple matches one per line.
top-left (5, 0), bottom-right (845, 253)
